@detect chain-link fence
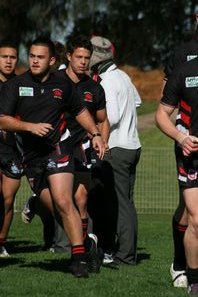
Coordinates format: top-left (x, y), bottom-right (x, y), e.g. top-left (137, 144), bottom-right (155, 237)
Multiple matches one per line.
top-left (135, 147), bottom-right (178, 214)
top-left (15, 147), bottom-right (179, 214)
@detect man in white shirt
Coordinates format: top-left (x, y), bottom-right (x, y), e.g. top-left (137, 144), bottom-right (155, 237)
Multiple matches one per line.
top-left (90, 36), bottom-right (141, 266)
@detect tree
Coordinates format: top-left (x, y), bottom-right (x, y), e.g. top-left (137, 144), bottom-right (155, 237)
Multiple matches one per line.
top-left (0, 0), bottom-right (68, 46)
top-left (0, 0), bottom-right (197, 68)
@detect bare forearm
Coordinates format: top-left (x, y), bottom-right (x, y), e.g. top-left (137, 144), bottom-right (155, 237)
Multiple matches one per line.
top-left (155, 104), bottom-right (180, 141)
top-left (97, 119), bottom-right (110, 143)
top-left (75, 109), bottom-right (99, 135)
top-left (0, 115), bottom-right (31, 132)
top-left (155, 103), bottom-right (198, 156)
top-left (0, 115), bottom-right (53, 136)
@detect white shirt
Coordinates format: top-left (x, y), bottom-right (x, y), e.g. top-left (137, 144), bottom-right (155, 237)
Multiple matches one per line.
top-left (99, 64), bottom-right (141, 150)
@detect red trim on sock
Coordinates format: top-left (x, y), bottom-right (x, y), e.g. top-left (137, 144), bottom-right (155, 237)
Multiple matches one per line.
top-left (177, 224), bottom-right (187, 233)
top-left (71, 245), bottom-right (85, 255)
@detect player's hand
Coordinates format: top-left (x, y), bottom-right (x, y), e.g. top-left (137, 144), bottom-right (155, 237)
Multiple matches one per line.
top-left (181, 135), bottom-right (198, 156)
top-left (27, 123), bottom-right (54, 137)
top-left (104, 141), bottom-right (109, 153)
top-left (92, 135), bottom-right (106, 159)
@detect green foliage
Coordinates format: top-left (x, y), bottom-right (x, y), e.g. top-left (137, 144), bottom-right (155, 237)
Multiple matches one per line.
top-left (0, 0), bottom-right (198, 67)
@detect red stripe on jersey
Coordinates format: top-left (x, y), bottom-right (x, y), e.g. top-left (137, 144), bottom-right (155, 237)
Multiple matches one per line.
top-left (178, 166), bottom-right (186, 175)
top-left (58, 155), bottom-right (70, 163)
top-left (59, 121), bottom-right (66, 133)
top-left (180, 111), bottom-right (190, 126)
top-left (180, 100), bottom-right (191, 113)
top-left (59, 113), bottom-right (66, 133)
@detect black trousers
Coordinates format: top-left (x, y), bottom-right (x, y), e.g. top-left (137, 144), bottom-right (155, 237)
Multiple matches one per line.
top-left (89, 147), bottom-right (141, 265)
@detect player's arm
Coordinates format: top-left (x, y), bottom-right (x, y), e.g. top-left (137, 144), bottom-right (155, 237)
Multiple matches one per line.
top-left (155, 103), bottom-right (179, 140)
top-left (0, 114), bottom-right (53, 136)
top-left (75, 108), bottom-right (106, 159)
top-left (155, 103), bottom-right (198, 156)
top-left (95, 108), bottom-right (110, 151)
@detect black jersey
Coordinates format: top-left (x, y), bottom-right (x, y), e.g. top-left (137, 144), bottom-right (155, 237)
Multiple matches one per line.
top-left (55, 69), bottom-right (106, 146)
top-left (162, 57), bottom-right (198, 136)
top-left (0, 77), bottom-right (18, 154)
top-left (164, 37), bottom-right (198, 79)
top-left (0, 71), bottom-right (85, 161)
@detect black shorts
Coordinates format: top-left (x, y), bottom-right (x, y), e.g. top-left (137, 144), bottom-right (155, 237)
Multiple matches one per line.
top-left (175, 145), bottom-right (198, 188)
top-left (0, 153), bottom-right (23, 179)
top-left (24, 150), bottom-right (74, 196)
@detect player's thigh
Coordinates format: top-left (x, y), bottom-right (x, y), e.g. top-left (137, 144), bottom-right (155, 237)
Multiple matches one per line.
top-left (183, 187), bottom-right (198, 223)
top-left (48, 172), bottom-right (74, 205)
top-left (2, 175), bottom-right (20, 201)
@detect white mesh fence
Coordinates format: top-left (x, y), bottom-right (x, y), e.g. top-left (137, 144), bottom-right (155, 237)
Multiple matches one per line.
top-left (15, 147), bottom-right (179, 214)
top-left (135, 147), bottom-right (178, 214)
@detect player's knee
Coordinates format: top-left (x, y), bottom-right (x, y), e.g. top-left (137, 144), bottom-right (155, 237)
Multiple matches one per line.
top-left (190, 216), bottom-right (198, 238)
top-left (4, 201), bottom-right (14, 213)
top-left (74, 194), bottom-right (87, 210)
top-left (56, 197), bottom-right (74, 215)
top-left (3, 193), bottom-right (14, 205)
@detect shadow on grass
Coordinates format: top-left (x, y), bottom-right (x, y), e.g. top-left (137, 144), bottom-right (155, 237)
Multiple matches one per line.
top-left (7, 240), bottom-right (43, 254)
top-left (136, 252), bottom-right (151, 264)
top-left (0, 257), bottom-right (25, 267)
top-left (137, 247), bottom-right (151, 264)
top-left (19, 258), bottom-right (72, 274)
top-left (18, 249), bottom-right (151, 274)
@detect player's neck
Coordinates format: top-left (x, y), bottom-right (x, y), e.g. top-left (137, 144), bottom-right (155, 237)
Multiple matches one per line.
top-left (0, 72), bottom-right (8, 82)
top-left (66, 67), bottom-right (84, 83)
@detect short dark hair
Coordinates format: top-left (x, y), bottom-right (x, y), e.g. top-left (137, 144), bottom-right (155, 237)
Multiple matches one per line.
top-left (66, 35), bottom-right (93, 55)
top-left (29, 36), bottom-right (56, 57)
top-left (0, 41), bottom-right (18, 52)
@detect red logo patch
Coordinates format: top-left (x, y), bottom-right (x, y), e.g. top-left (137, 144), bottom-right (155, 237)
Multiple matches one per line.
top-left (53, 89), bottom-right (63, 99)
top-left (84, 92), bottom-right (93, 102)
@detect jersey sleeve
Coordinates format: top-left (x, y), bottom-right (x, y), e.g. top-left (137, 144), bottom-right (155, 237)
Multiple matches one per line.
top-left (0, 79), bottom-right (18, 116)
top-left (95, 84), bottom-right (106, 111)
top-left (161, 67), bottom-right (182, 107)
top-left (164, 45), bottom-right (185, 80)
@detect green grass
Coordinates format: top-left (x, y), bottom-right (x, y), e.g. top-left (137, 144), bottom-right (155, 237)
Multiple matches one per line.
top-left (139, 126), bottom-right (174, 148)
top-left (1, 214), bottom-right (188, 297)
top-left (137, 100), bottom-right (158, 115)
top-left (1, 102), bottom-right (186, 296)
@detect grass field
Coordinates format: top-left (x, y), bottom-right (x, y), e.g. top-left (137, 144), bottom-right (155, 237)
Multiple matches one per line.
top-left (2, 101), bottom-right (187, 296)
top-left (1, 214), bottom-right (188, 297)
top-left (137, 100), bottom-right (158, 116)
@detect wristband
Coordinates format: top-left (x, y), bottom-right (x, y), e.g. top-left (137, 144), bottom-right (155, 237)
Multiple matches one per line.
top-left (92, 132), bottom-right (101, 138)
top-left (175, 132), bottom-right (188, 144)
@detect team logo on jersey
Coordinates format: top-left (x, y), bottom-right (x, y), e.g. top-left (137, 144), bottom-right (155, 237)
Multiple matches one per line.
top-left (185, 77), bottom-right (198, 88)
top-left (52, 88), bottom-right (63, 99)
top-left (187, 169), bottom-right (198, 181)
top-left (19, 87), bottom-right (34, 96)
top-left (84, 92), bottom-right (93, 102)
top-left (187, 55), bottom-right (197, 61)
top-left (47, 159), bottom-right (56, 168)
